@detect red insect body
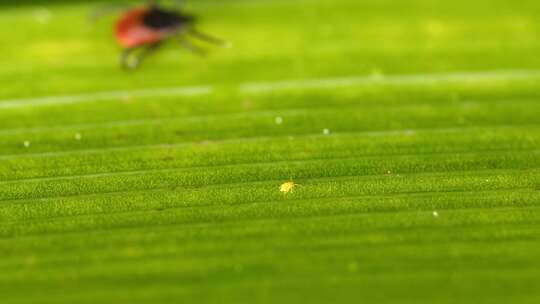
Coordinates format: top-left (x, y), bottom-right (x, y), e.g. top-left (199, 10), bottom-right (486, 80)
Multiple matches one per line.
top-left (115, 8), bottom-right (170, 48)
top-left (112, 5), bottom-right (224, 69)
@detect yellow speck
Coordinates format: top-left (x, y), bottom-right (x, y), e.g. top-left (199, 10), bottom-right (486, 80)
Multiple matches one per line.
top-left (280, 181), bottom-right (299, 194)
top-left (423, 19), bottom-right (450, 37)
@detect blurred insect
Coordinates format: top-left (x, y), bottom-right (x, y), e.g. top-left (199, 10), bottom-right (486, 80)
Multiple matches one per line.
top-left (280, 180), bottom-right (300, 195)
top-left (94, 1), bottom-right (228, 69)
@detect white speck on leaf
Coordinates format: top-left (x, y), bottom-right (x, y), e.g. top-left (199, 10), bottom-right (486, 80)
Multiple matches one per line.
top-left (234, 264), bottom-right (243, 272)
top-left (323, 128), bottom-right (331, 135)
top-left (275, 116), bottom-right (283, 125)
top-left (370, 69), bottom-right (384, 79)
top-left (347, 262), bottom-right (359, 272)
top-left (74, 133), bottom-right (82, 140)
top-left (23, 141), bottom-right (31, 148)
top-left (433, 211), bottom-right (439, 218)
top-left (33, 7), bottom-right (52, 24)
top-left (404, 129), bottom-right (416, 136)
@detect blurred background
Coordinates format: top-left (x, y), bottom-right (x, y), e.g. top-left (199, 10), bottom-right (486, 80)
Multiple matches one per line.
top-left (1, 0), bottom-right (539, 99)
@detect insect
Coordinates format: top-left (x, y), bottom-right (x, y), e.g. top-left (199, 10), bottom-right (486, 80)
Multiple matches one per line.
top-left (113, 1), bottom-right (227, 69)
top-left (279, 180), bottom-right (300, 194)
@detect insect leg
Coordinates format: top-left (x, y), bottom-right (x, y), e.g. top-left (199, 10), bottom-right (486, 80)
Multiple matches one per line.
top-left (137, 43), bottom-right (163, 66)
top-left (120, 48), bottom-right (139, 70)
top-left (122, 43), bottom-right (163, 70)
top-left (188, 29), bottom-right (230, 47)
top-left (178, 38), bottom-right (207, 56)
